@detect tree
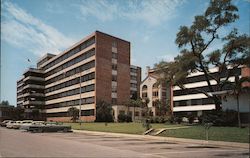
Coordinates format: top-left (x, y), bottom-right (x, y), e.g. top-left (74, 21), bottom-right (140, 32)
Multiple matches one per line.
top-left (153, 99), bottom-right (166, 116)
top-left (155, 0), bottom-right (250, 110)
top-left (142, 97), bottom-right (150, 117)
top-left (0, 100), bottom-right (10, 106)
top-left (96, 100), bottom-right (113, 122)
top-left (125, 98), bottom-right (144, 121)
top-left (67, 107), bottom-right (79, 123)
top-left (12, 106), bottom-right (24, 120)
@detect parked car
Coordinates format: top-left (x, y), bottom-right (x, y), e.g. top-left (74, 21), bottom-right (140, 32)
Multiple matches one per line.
top-left (6, 121), bottom-right (16, 128)
top-left (28, 124), bottom-right (71, 133)
top-left (12, 120), bottom-right (33, 129)
top-left (20, 121), bottom-right (44, 131)
top-left (12, 121), bottom-right (24, 129)
top-left (182, 117), bottom-right (189, 123)
top-left (0, 120), bottom-right (12, 127)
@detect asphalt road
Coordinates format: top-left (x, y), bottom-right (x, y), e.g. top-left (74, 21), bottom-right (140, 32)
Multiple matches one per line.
top-left (0, 127), bottom-right (249, 158)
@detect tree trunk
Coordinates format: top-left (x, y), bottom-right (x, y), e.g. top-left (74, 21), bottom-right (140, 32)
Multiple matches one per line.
top-left (236, 94), bottom-right (241, 128)
top-left (213, 96), bottom-right (222, 111)
top-left (133, 106), bottom-right (135, 121)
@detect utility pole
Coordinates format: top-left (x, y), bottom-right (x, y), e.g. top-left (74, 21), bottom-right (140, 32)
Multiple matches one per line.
top-left (79, 72), bottom-right (82, 125)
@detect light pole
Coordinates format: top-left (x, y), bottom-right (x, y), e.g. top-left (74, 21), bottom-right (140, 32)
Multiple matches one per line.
top-left (79, 72), bottom-right (82, 125)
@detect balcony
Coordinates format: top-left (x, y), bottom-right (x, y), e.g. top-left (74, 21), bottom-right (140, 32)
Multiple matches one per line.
top-left (23, 100), bottom-right (45, 106)
top-left (23, 92), bottom-right (45, 98)
top-left (23, 76), bottom-right (44, 82)
top-left (17, 100), bottom-right (24, 104)
top-left (23, 84), bottom-right (44, 90)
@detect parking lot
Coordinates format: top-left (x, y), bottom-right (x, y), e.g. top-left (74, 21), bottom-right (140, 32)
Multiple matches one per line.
top-left (0, 127), bottom-right (248, 158)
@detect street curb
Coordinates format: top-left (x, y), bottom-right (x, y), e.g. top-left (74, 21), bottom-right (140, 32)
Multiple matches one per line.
top-left (72, 129), bottom-right (249, 149)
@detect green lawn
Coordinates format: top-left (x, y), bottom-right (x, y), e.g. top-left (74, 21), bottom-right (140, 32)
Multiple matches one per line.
top-left (64, 122), bottom-right (181, 135)
top-left (64, 122), bottom-right (249, 143)
top-left (159, 125), bottom-right (249, 143)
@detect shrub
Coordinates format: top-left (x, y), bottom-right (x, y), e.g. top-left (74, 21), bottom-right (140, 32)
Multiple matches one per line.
top-left (118, 113), bottom-right (132, 123)
top-left (202, 110), bottom-right (237, 126)
top-left (175, 117), bottom-right (182, 124)
top-left (188, 116), bottom-right (194, 124)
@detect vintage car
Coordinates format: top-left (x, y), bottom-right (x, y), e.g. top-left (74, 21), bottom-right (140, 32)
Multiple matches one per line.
top-left (0, 120), bottom-right (12, 127)
top-left (20, 121), bottom-right (44, 131)
top-left (12, 121), bottom-right (24, 129)
top-left (6, 121), bottom-right (16, 128)
top-left (28, 123), bottom-right (71, 133)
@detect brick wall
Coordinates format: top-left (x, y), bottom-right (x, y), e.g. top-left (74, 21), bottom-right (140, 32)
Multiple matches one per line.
top-left (241, 66), bottom-right (250, 87)
top-left (46, 116), bottom-right (96, 122)
top-left (95, 31), bottom-right (130, 104)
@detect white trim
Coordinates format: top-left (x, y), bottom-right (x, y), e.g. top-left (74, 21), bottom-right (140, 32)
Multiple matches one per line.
top-left (112, 59), bottom-right (117, 64)
top-left (111, 93), bottom-right (117, 98)
top-left (174, 76), bottom-right (236, 90)
top-left (130, 80), bottom-right (137, 84)
top-left (112, 70), bottom-right (117, 75)
top-left (130, 72), bottom-right (137, 76)
top-left (45, 68), bottom-right (95, 89)
top-left (46, 79), bottom-right (95, 97)
top-left (45, 56), bottom-right (95, 81)
top-left (130, 87), bottom-right (137, 91)
top-left (45, 91), bottom-right (95, 104)
top-left (112, 47), bottom-right (117, 53)
top-left (45, 104), bottom-right (95, 113)
top-left (173, 104), bottom-right (215, 112)
top-left (173, 93), bottom-right (208, 101)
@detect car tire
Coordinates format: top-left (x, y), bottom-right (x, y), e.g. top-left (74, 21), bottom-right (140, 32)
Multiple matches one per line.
top-left (37, 128), bottom-right (43, 133)
top-left (63, 128), bottom-right (68, 133)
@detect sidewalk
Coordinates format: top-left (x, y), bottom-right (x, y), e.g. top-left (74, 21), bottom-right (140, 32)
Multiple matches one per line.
top-left (73, 129), bottom-right (249, 149)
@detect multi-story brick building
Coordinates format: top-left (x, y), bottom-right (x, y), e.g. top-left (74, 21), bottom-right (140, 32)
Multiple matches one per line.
top-left (17, 31), bottom-right (141, 122)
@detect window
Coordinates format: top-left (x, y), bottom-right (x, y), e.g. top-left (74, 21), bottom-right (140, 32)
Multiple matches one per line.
top-left (153, 91), bottom-right (158, 97)
top-left (131, 83), bottom-right (137, 88)
top-left (112, 86), bottom-right (117, 93)
top-left (112, 75), bottom-right (117, 81)
top-left (119, 110), bottom-right (125, 115)
top-left (142, 85), bottom-right (147, 91)
top-left (131, 76), bottom-right (137, 80)
top-left (128, 111), bottom-right (132, 116)
top-left (112, 64), bottom-right (117, 70)
top-left (112, 41), bottom-right (117, 48)
top-left (135, 111), bottom-right (139, 116)
top-left (142, 92), bottom-right (147, 98)
top-left (112, 52), bottom-right (118, 59)
top-left (112, 98), bottom-right (117, 104)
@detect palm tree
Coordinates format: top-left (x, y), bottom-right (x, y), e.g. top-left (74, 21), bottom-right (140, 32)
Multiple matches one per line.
top-left (96, 100), bottom-right (113, 122)
top-left (223, 75), bottom-right (250, 127)
top-left (67, 107), bottom-right (79, 123)
top-left (142, 97), bottom-right (150, 117)
top-left (153, 99), bottom-right (163, 116)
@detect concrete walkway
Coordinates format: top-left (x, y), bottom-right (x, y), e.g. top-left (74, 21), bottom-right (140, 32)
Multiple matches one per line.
top-left (73, 129), bottom-right (249, 149)
top-left (146, 126), bottom-right (191, 136)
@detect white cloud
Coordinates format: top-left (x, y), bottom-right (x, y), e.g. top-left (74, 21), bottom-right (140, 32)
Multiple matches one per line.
top-left (78, 0), bottom-right (186, 26)
top-left (1, 1), bottom-right (75, 56)
top-left (79, 0), bottom-right (118, 21)
top-left (156, 54), bottom-right (176, 62)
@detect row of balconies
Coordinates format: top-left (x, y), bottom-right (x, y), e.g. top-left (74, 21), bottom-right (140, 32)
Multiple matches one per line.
top-left (23, 76), bottom-right (45, 82)
top-left (23, 84), bottom-right (44, 90)
top-left (23, 100), bottom-right (45, 106)
top-left (23, 92), bottom-right (45, 97)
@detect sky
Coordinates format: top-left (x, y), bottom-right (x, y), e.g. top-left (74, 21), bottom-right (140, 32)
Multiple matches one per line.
top-left (1, 0), bottom-right (249, 105)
